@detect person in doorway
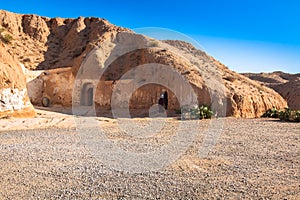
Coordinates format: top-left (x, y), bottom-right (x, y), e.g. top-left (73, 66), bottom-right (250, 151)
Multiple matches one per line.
top-left (163, 91), bottom-right (168, 110)
top-left (158, 93), bottom-right (165, 113)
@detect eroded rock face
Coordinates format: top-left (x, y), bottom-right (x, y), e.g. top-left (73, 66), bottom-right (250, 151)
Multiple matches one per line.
top-left (274, 77), bottom-right (300, 110)
top-left (243, 72), bottom-right (300, 110)
top-left (163, 40), bottom-right (287, 117)
top-left (0, 43), bottom-right (35, 118)
top-left (0, 10), bottom-right (130, 70)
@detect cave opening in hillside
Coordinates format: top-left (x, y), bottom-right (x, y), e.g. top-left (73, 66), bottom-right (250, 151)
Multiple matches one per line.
top-left (129, 83), bottom-right (180, 118)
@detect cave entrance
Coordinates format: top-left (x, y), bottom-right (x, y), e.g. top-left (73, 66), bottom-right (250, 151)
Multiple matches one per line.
top-left (129, 84), bottom-right (180, 117)
top-left (81, 83), bottom-right (94, 106)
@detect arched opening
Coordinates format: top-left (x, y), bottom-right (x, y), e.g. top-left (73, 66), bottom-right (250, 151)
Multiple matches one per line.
top-left (129, 84), bottom-right (180, 117)
top-left (81, 83), bottom-right (94, 106)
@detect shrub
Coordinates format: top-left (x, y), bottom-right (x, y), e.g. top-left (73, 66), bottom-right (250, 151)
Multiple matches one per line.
top-left (279, 108), bottom-right (291, 121)
top-left (180, 104), bottom-right (214, 120)
top-left (199, 105), bottom-right (214, 119)
top-left (262, 107), bottom-right (300, 122)
top-left (295, 111), bottom-right (300, 122)
top-left (261, 107), bottom-right (279, 118)
top-left (280, 109), bottom-right (300, 122)
top-left (148, 40), bottom-right (159, 47)
top-left (1, 33), bottom-right (13, 44)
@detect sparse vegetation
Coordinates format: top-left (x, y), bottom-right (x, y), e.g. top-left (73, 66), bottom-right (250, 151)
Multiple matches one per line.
top-left (261, 107), bottom-right (279, 118)
top-left (262, 107), bottom-right (300, 122)
top-left (279, 108), bottom-right (300, 122)
top-left (296, 111), bottom-right (300, 121)
top-left (198, 105), bottom-right (214, 119)
top-left (0, 31), bottom-right (13, 44)
top-left (278, 107), bottom-right (291, 121)
top-left (148, 40), bottom-right (159, 47)
top-left (180, 104), bottom-right (214, 120)
top-left (0, 27), bottom-right (13, 44)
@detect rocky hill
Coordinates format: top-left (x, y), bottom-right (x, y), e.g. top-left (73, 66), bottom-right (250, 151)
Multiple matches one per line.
top-left (0, 10), bottom-right (288, 118)
top-left (242, 71), bottom-right (300, 110)
top-left (0, 10), bottom-right (129, 70)
top-left (161, 40), bottom-right (289, 116)
top-left (0, 42), bottom-right (35, 118)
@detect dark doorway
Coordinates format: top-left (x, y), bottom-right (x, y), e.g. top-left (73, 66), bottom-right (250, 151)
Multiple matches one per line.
top-left (81, 83), bottom-right (94, 106)
top-left (87, 87), bottom-right (93, 106)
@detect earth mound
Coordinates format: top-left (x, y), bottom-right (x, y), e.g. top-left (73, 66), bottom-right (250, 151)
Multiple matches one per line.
top-left (243, 71), bottom-right (300, 110)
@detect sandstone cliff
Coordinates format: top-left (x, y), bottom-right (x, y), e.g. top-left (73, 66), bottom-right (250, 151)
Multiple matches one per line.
top-left (243, 71), bottom-right (300, 110)
top-left (162, 40), bottom-right (288, 117)
top-left (0, 9), bottom-right (128, 117)
top-left (0, 10), bottom-right (129, 70)
top-left (0, 10), bottom-right (288, 118)
top-left (0, 42), bottom-right (35, 118)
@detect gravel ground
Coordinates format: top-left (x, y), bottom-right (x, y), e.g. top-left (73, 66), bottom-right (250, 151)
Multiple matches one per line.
top-left (0, 117), bottom-right (299, 199)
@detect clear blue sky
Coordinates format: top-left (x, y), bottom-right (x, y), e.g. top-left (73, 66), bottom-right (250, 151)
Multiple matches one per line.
top-left (0, 0), bottom-right (299, 73)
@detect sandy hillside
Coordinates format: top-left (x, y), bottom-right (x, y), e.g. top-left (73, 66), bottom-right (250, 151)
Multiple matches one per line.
top-left (0, 9), bottom-right (287, 118)
top-left (243, 71), bottom-right (300, 110)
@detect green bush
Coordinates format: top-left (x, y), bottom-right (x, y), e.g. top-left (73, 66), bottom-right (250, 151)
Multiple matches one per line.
top-left (180, 104), bottom-right (214, 120)
top-left (280, 109), bottom-right (300, 122)
top-left (199, 105), bottom-right (214, 119)
top-left (296, 111), bottom-right (300, 122)
top-left (279, 108), bottom-right (291, 121)
top-left (262, 107), bottom-right (300, 122)
top-left (261, 107), bottom-right (279, 118)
